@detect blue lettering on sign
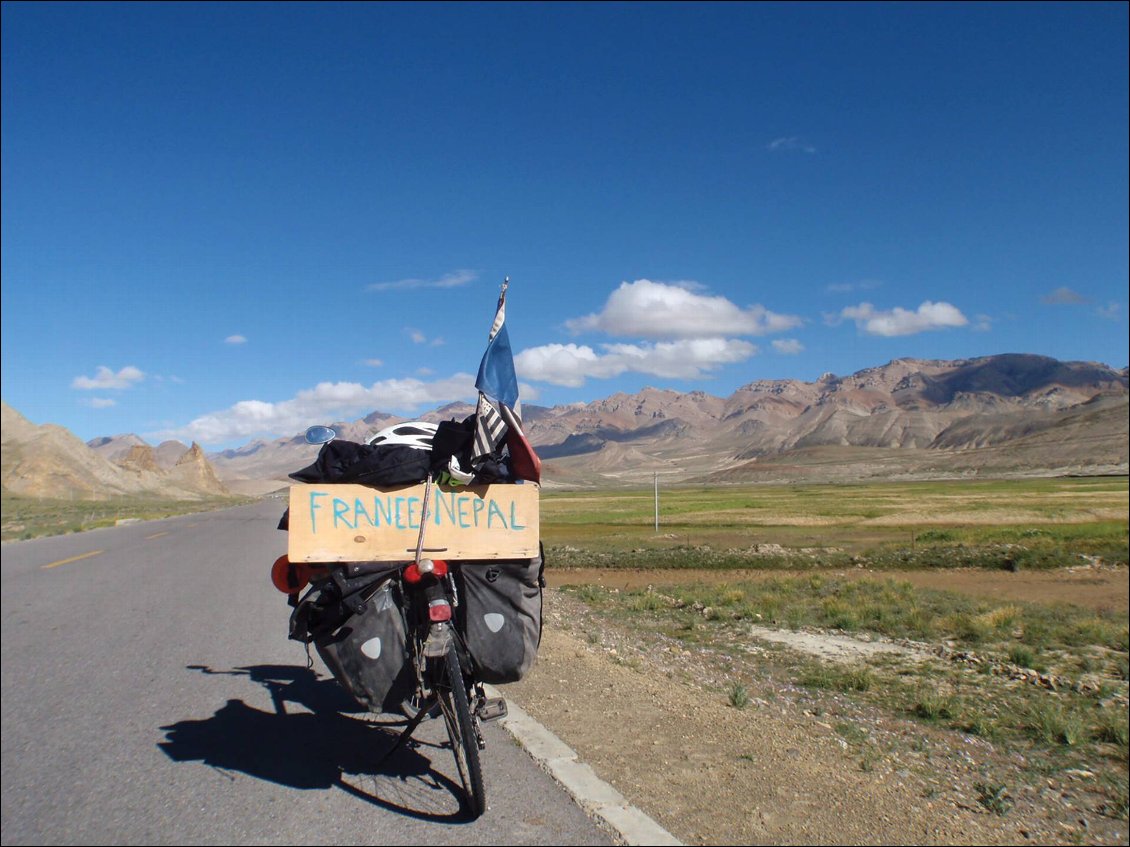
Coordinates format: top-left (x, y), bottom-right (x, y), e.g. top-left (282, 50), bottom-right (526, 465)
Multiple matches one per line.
top-left (374, 496), bottom-right (393, 527)
top-left (436, 490), bottom-right (457, 526)
top-left (487, 499), bottom-right (506, 528)
top-left (332, 498), bottom-right (354, 529)
top-left (305, 489), bottom-right (528, 534)
top-left (354, 497), bottom-right (374, 527)
top-left (309, 491), bottom-right (328, 534)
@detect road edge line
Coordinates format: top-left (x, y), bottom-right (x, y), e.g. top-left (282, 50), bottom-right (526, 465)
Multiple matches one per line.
top-left (487, 685), bottom-right (683, 846)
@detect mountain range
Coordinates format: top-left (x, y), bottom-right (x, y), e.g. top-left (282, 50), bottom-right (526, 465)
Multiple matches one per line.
top-left (1, 402), bottom-right (229, 500)
top-left (210, 353), bottom-right (1129, 490)
top-left (2, 353), bottom-right (1126, 499)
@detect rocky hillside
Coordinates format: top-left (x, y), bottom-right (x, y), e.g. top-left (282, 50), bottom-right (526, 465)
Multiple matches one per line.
top-left (204, 353), bottom-right (1128, 488)
top-left (1, 402), bottom-right (229, 500)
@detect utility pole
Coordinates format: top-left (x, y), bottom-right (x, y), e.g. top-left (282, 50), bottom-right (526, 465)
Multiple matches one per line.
top-left (654, 472), bottom-right (659, 533)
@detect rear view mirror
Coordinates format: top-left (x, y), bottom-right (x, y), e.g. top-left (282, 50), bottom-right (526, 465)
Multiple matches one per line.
top-left (304, 425), bottom-right (337, 445)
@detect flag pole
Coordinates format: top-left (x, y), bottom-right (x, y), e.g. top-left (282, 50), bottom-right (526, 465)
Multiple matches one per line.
top-left (489, 276), bottom-right (510, 340)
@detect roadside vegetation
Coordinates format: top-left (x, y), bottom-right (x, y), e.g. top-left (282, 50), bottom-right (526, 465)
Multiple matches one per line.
top-left (1, 493), bottom-right (257, 542)
top-left (558, 575), bottom-right (1129, 824)
top-left (543, 476), bottom-right (1129, 825)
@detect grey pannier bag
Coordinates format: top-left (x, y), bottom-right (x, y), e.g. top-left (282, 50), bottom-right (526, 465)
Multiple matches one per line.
top-left (455, 548), bottom-right (545, 684)
top-left (290, 569), bottom-right (416, 714)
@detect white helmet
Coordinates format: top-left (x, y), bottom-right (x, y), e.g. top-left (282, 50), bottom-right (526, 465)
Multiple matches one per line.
top-left (366, 421), bottom-right (437, 450)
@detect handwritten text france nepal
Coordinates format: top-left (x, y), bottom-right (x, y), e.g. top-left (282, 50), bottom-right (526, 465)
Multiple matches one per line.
top-left (306, 488), bottom-right (529, 534)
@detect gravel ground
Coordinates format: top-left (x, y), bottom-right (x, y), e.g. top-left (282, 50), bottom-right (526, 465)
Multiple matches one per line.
top-left (499, 587), bottom-right (1128, 846)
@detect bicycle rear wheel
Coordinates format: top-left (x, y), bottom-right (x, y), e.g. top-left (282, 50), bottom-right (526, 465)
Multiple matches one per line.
top-left (435, 641), bottom-right (485, 817)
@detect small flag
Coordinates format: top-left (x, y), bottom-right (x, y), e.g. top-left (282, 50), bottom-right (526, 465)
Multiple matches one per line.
top-left (472, 278), bottom-right (521, 465)
top-left (472, 394), bottom-right (508, 464)
top-left (474, 280), bottom-right (520, 410)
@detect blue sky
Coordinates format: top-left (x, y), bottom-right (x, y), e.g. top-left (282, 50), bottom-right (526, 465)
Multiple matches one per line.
top-left (2, 2), bottom-right (1127, 450)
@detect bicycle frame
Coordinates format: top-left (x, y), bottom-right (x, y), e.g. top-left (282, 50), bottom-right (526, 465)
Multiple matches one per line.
top-left (369, 475), bottom-right (498, 818)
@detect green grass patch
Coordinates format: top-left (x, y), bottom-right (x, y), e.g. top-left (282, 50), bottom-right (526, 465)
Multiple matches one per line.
top-left (1023, 700), bottom-right (1089, 746)
top-left (566, 575), bottom-right (1129, 659)
top-left (801, 665), bottom-right (875, 692)
top-left (974, 782), bottom-right (1013, 816)
top-left (1, 493), bottom-right (257, 542)
top-left (728, 681), bottom-right (750, 709)
top-left (541, 477), bottom-right (1128, 569)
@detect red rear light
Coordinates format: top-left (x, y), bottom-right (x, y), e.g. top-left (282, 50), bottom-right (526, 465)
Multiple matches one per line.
top-left (428, 599), bottom-right (452, 622)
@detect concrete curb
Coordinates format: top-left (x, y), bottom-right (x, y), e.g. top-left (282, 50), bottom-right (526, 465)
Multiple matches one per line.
top-left (486, 686), bottom-right (683, 846)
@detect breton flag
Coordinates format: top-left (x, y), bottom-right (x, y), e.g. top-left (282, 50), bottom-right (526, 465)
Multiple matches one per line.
top-left (471, 278), bottom-right (521, 466)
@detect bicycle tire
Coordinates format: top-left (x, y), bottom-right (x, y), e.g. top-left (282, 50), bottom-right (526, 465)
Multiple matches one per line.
top-left (435, 640), bottom-right (486, 817)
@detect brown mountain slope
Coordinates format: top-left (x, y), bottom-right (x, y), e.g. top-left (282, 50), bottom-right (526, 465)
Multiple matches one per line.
top-left (117, 444), bottom-right (163, 474)
top-left (87, 433), bottom-right (148, 462)
top-left (154, 440), bottom-right (191, 469)
top-left (702, 395), bottom-right (1129, 484)
top-left (167, 443), bottom-right (229, 495)
top-left (2, 401), bottom-right (229, 500)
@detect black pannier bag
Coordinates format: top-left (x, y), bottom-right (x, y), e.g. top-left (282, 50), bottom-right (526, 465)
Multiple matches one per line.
top-left (455, 548), bottom-right (545, 684)
top-left (289, 568), bottom-right (415, 714)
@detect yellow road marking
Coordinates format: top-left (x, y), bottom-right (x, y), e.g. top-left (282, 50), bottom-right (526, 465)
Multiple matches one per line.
top-left (146, 532), bottom-right (169, 540)
top-left (41, 550), bottom-right (104, 570)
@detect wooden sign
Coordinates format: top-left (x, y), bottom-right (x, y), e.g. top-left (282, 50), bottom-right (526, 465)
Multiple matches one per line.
top-left (287, 481), bottom-right (540, 562)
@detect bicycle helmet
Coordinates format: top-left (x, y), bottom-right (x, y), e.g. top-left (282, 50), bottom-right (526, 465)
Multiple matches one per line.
top-left (366, 421), bottom-right (437, 450)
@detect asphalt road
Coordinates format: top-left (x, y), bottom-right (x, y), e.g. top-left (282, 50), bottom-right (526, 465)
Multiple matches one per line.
top-left (0, 500), bottom-right (615, 845)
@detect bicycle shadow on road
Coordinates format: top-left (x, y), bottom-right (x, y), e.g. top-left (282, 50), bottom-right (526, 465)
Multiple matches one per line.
top-left (158, 664), bottom-right (475, 822)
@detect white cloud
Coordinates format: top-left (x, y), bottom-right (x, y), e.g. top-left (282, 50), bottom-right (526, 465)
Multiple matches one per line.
top-left (973, 313), bottom-right (993, 332)
top-left (826, 280), bottom-right (881, 294)
top-left (1097, 302), bottom-right (1121, 320)
top-left (772, 338), bottom-right (804, 354)
top-left (368, 269), bottom-right (477, 292)
top-left (515, 338), bottom-right (757, 387)
top-left (224, 335), bottom-right (248, 345)
top-left (82, 397), bottom-right (117, 408)
top-left (158, 374), bottom-right (478, 445)
top-left (407, 328), bottom-right (428, 344)
top-left (767, 136), bottom-right (816, 154)
top-left (72, 365), bottom-right (145, 390)
top-left (565, 279), bottom-right (802, 339)
top-left (1040, 287), bottom-right (1089, 305)
top-left (833, 301), bottom-right (968, 337)
top-left (362, 358), bottom-right (384, 367)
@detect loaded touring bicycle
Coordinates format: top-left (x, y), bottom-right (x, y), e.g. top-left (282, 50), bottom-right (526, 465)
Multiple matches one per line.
top-left (270, 280), bottom-right (543, 817)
